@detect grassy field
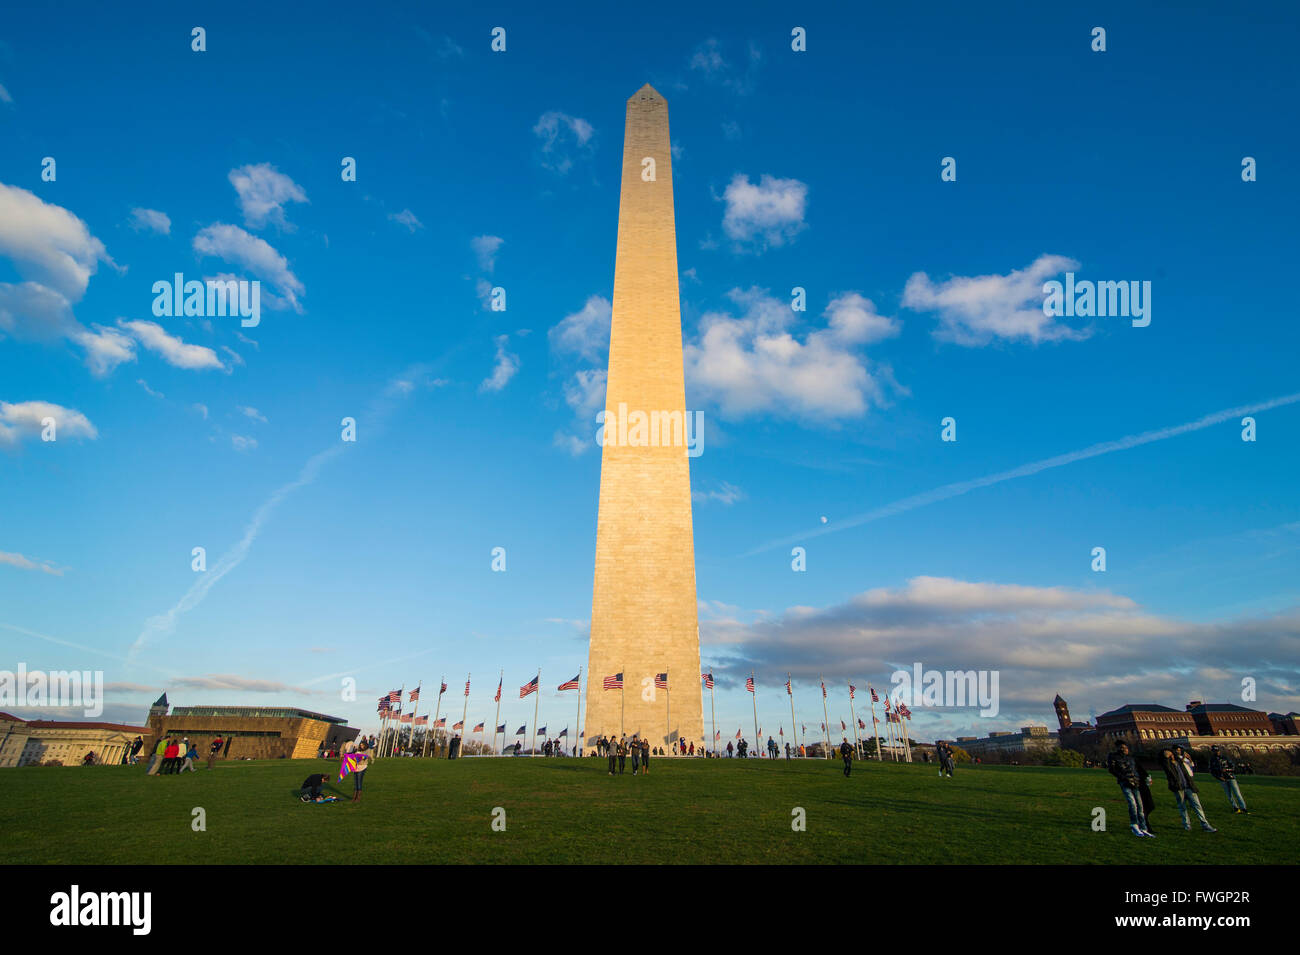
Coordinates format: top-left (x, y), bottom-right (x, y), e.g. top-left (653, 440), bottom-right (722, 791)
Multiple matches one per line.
top-left (3, 756), bottom-right (1297, 864)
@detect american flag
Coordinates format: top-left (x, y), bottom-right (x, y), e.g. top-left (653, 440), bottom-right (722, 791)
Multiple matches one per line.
top-left (899, 704), bottom-right (912, 719)
top-left (849, 683), bottom-right (855, 700)
top-left (494, 678), bottom-right (502, 702)
top-left (387, 690), bottom-right (401, 704)
top-left (603, 672), bottom-right (623, 690)
top-left (520, 675), bottom-right (539, 698)
top-left (415, 716), bottom-right (428, 726)
top-left (883, 697), bottom-right (892, 712)
top-left (464, 678), bottom-right (471, 697)
top-left (701, 672), bottom-right (714, 689)
top-left (714, 730), bottom-right (720, 739)
top-left (558, 728), bottom-right (568, 737)
top-left (452, 720), bottom-right (463, 730)
top-left (439, 681), bottom-right (447, 695)
top-left (820, 680), bottom-right (827, 698)
top-left (735, 729), bottom-right (742, 739)
top-left (654, 673), bottom-right (668, 690)
top-left (496, 724), bottom-right (506, 733)
top-left (515, 725), bottom-right (526, 735)
top-left (536, 726), bottom-right (547, 735)
top-left (558, 673), bottom-right (580, 691)
top-left (785, 678), bottom-right (792, 696)
top-left (473, 722), bottom-right (484, 733)
top-left (802, 723), bottom-right (807, 734)
top-left (840, 720), bottom-right (847, 731)
top-left (821, 722), bottom-right (826, 731)
top-left (409, 687), bottom-right (420, 702)
top-left (400, 713), bottom-right (412, 723)
top-left (779, 726), bottom-right (784, 736)
top-left (745, 676), bottom-right (755, 693)
top-left (435, 717), bottom-right (445, 727)
top-left (858, 718), bottom-right (867, 729)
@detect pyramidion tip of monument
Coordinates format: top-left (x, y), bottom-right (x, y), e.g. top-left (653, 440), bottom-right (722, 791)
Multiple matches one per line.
top-left (630, 83), bottom-right (665, 104)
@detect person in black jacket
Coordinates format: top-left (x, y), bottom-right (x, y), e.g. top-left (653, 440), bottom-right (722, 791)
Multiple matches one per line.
top-left (1106, 741), bottom-right (1153, 838)
top-left (1209, 745), bottom-right (1249, 814)
top-left (839, 737), bottom-right (854, 777)
top-left (1160, 748), bottom-right (1216, 832)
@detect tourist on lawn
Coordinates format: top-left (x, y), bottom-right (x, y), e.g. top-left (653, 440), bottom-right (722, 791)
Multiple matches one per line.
top-left (129, 736), bottom-right (143, 765)
top-left (687, 741), bottom-right (694, 756)
top-left (1160, 747), bottom-right (1216, 832)
top-left (146, 737), bottom-right (166, 775)
top-left (726, 740), bottom-right (733, 758)
top-left (1209, 746), bottom-right (1248, 814)
top-left (162, 737), bottom-right (181, 775)
top-left (607, 737), bottom-right (617, 775)
top-left (1106, 740), bottom-right (1153, 838)
top-left (640, 738), bottom-right (650, 774)
top-left (630, 735), bottom-right (641, 775)
top-left (345, 742), bottom-right (369, 803)
top-left (180, 740), bottom-right (198, 773)
top-left (1136, 753), bottom-right (1158, 833)
top-left (616, 736), bottom-right (628, 774)
top-left (208, 736), bottom-right (223, 769)
top-left (839, 737), bottom-right (853, 777)
top-left (300, 772), bottom-right (329, 802)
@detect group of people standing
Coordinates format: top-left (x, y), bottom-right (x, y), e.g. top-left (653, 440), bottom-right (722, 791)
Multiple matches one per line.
top-left (1107, 741), bottom-right (1249, 837)
top-left (933, 740), bottom-right (957, 778)
top-left (599, 735), bottom-right (652, 775)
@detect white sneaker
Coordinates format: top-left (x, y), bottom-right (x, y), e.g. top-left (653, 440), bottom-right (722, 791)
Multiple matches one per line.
top-left (1141, 829), bottom-right (1156, 838)
top-left (1131, 825), bottom-right (1145, 837)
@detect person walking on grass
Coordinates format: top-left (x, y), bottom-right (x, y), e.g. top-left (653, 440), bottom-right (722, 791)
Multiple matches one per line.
top-left (617, 736), bottom-right (628, 775)
top-left (1209, 745), bottom-right (1249, 814)
top-left (180, 739), bottom-right (198, 773)
top-left (146, 736), bottom-right (166, 775)
top-left (839, 737), bottom-right (854, 777)
top-left (162, 737), bottom-right (180, 775)
top-left (630, 735), bottom-right (641, 776)
top-left (640, 737), bottom-right (650, 775)
top-left (1107, 740), bottom-right (1154, 838)
top-left (208, 735), bottom-right (223, 770)
top-left (607, 737), bottom-right (617, 775)
top-left (1160, 747), bottom-right (1216, 833)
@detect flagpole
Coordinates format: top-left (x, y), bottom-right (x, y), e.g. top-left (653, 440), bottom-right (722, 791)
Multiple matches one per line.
top-left (408, 682), bottom-right (421, 757)
top-left (820, 675), bottom-right (831, 759)
top-left (902, 710), bottom-right (913, 762)
top-left (492, 669), bottom-right (503, 757)
top-left (849, 683), bottom-right (861, 759)
top-left (750, 670), bottom-right (759, 757)
top-left (665, 667), bottom-right (670, 748)
top-left (619, 664), bottom-right (625, 740)
top-left (391, 683), bottom-right (405, 757)
top-left (429, 678), bottom-right (444, 758)
top-left (531, 668), bottom-right (541, 756)
top-left (787, 673), bottom-right (797, 759)
top-left (459, 673), bottom-right (470, 756)
top-left (709, 677), bottom-right (717, 756)
top-left (576, 668), bottom-right (583, 757)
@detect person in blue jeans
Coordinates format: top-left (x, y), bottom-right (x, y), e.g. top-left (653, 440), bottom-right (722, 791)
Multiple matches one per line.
top-left (1160, 748), bottom-right (1216, 832)
top-left (1106, 741), bottom-right (1153, 838)
top-left (1209, 746), bottom-right (1249, 814)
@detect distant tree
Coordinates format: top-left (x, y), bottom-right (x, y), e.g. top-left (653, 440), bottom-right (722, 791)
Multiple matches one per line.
top-left (1045, 748), bottom-right (1085, 768)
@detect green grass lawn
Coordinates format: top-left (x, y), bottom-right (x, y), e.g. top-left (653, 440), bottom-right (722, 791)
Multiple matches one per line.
top-left (4, 756), bottom-right (1297, 864)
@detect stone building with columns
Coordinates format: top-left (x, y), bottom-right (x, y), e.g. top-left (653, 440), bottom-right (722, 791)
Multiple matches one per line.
top-left (0, 712), bottom-right (142, 767)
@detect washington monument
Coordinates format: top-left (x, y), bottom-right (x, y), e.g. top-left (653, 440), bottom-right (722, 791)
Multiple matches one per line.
top-left (585, 85), bottom-right (704, 751)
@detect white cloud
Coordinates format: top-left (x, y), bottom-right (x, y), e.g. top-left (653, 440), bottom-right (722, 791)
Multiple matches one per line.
top-left (231, 434), bottom-right (258, 452)
top-left (549, 295), bottom-right (611, 363)
top-left (389, 209), bottom-right (424, 233)
top-left (119, 319), bottom-right (224, 371)
top-left (0, 400), bottom-right (97, 446)
top-left (902, 254), bottom-right (1085, 346)
top-left (0, 550), bottom-right (63, 576)
top-left (479, 334), bottom-right (520, 393)
top-left (0, 282), bottom-right (139, 377)
top-left (0, 83), bottom-right (12, 105)
top-left (719, 174), bottom-right (807, 251)
top-left (471, 235), bottom-right (504, 272)
top-left (693, 482), bottom-right (745, 506)
top-left (192, 403), bottom-right (209, 419)
top-left (533, 111), bottom-right (596, 174)
top-left (0, 182), bottom-right (115, 301)
top-left (238, 405), bottom-right (267, 423)
top-left (136, 379), bottom-right (164, 399)
top-left (689, 38), bottom-right (762, 95)
top-left (71, 324), bottom-right (136, 376)
top-left (193, 224), bottom-right (304, 312)
top-left (128, 208), bottom-right (171, 235)
top-left (228, 163), bottom-right (308, 230)
top-left (684, 287), bottom-right (901, 420)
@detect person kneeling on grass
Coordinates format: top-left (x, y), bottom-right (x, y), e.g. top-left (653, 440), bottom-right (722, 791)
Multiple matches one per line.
top-left (300, 772), bottom-right (330, 802)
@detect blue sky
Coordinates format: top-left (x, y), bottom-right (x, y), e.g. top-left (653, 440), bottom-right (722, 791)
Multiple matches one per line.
top-left (2, 2), bottom-right (1298, 744)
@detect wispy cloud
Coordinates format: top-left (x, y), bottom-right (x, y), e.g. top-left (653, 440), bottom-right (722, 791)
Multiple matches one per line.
top-left (747, 392), bottom-right (1300, 555)
top-left (0, 550), bottom-right (63, 575)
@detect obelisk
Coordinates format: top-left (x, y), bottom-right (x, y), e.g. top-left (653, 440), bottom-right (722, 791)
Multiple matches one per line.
top-left (585, 84), bottom-right (703, 751)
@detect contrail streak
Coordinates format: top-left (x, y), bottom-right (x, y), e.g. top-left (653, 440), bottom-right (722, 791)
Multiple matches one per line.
top-left (129, 364), bottom-right (436, 659)
top-left (744, 392), bottom-right (1300, 556)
